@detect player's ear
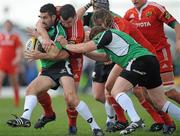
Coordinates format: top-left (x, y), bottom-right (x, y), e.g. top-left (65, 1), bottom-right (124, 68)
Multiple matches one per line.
top-left (52, 15), bottom-right (56, 21)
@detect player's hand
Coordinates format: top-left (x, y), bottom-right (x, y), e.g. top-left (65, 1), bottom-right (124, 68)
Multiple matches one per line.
top-left (24, 50), bottom-right (41, 61)
top-left (26, 27), bottom-right (39, 38)
top-left (42, 38), bottom-right (55, 52)
top-left (57, 36), bottom-right (68, 47)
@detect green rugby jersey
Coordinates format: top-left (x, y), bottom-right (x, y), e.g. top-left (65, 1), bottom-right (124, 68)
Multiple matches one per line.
top-left (40, 22), bottom-right (66, 68)
top-left (92, 29), bottom-right (153, 67)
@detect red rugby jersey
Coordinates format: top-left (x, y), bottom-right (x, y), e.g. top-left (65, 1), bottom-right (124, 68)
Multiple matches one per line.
top-left (66, 17), bottom-right (85, 57)
top-left (113, 16), bottom-right (156, 55)
top-left (124, 2), bottom-right (177, 50)
top-left (0, 32), bottom-right (21, 66)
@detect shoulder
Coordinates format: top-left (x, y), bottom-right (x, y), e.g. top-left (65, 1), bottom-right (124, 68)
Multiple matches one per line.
top-left (148, 2), bottom-right (166, 12)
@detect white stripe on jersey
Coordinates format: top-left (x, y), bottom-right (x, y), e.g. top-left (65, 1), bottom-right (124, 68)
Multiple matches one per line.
top-left (149, 2), bottom-right (166, 13)
top-left (71, 18), bottom-right (78, 41)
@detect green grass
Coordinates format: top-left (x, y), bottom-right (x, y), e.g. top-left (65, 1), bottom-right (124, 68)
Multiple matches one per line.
top-left (0, 94), bottom-right (179, 136)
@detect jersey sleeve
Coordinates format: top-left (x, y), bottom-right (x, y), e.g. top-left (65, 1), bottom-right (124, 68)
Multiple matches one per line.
top-left (92, 30), bottom-right (112, 49)
top-left (123, 10), bottom-right (131, 21)
top-left (154, 3), bottom-right (178, 28)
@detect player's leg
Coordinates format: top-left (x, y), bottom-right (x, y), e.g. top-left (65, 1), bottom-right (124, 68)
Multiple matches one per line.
top-left (142, 89), bottom-right (175, 134)
top-left (161, 72), bottom-right (180, 103)
top-left (34, 71), bottom-right (56, 129)
top-left (66, 57), bottom-right (82, 135)
top-left (111, 75), bottom-right (145, 135)
top-left (157, 47), bottom-right (178, 134)
top-left (60, 76), bottom-right (104, 136)
top-left (0, 69), bottom-right (6, 96)
top-left (133, 86), bottom-right (164, 131)
top-left (142, 55), bottom-right (180, 120)
top-left (7, 75), bottom-right (56, 128)
top-left (157, 46), bottom-right (180, 104)
top-left (34, 92), bottom-right (56, 129)
top-left (8, 72), bottom-right (20, 107)
top-left (92, 62), bottom-right (107, 103)
top-left (147, 86), bottom-right (180, 120)
top-left (92, 62), bottom-right (116, 132)
top-left (105, 64), bottom-right (128, 131)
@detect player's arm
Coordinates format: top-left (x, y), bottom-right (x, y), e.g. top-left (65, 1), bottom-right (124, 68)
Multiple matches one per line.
top-left (155, 4), bottom-right (180, 51)
top-left (24, 49), bottom-right (69, 61)
top-left (36, 19), bottom-right (54, 46)
top-left (77, 2), bottom-right (92, 19)
top-left (84, 51), bottom-right (109, 61)
top-left (36, 19), bottom-right (49, 39)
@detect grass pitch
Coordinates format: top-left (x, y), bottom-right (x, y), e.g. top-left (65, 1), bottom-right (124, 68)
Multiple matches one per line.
top-left (0, 94), bottom-right (179, 136)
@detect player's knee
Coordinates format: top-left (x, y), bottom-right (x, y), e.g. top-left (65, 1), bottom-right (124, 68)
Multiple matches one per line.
top-left (66, 92), bottom-right (79, 107)
top-left (26, 85), bottom-right (37, 95)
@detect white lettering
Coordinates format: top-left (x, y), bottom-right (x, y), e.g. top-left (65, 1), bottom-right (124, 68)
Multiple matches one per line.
top-left (134, 22), bottom-right (151, 28)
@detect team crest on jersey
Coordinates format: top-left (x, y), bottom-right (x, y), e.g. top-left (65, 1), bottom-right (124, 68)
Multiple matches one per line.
top-left (146, 11), bottom-right (152, 17)
top-left (164, 11), bottom-right (171, 20)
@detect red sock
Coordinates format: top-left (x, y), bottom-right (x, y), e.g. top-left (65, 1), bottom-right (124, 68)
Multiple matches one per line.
top-left (66, 108), bottom-right (78, 127)
top-left (141, 100), bottom-right (164, 124)
top-left (158, 111), bottom-right (174, 125)
top-left (13, 85), bottom-right (19, 107)
top-left (37, 92), bottom-right (55, 117)
top-left (107, 96), bottom-right (127, 123)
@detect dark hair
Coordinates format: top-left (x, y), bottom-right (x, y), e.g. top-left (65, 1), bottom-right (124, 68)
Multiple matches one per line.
top-left (40, 3), bottom-right (56, 16)
top-left (60, 4), bottom-right (76, 21)
top-left (89, 26), bottom-right (107, 40)
top-left (92, 9), bottom-right (113, 28)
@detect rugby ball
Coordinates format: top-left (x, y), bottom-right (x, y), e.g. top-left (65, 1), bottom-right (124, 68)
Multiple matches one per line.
top-left (25, 37), bottom-right (45, 52)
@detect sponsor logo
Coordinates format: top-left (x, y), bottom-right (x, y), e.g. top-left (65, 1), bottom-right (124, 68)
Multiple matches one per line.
top-left (134, 22), bottom-right (151, 28)
top-left (132, 69), bottom-right (146, 75)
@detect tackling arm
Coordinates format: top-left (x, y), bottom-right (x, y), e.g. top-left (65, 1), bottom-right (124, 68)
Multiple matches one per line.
top-left (84, 51), bottom-right (109, 61)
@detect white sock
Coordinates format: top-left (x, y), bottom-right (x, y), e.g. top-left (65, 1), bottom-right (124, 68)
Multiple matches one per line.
top-left (76, 101), bottom-right (100, 130)
top-left (21, 95), bottom-right (37, 120)
top-left (115, 92), bottom-right (140, 122)
top-left (162, 101), bottom-right (180, 120)
top-left (105, 101), bottom-right (115, 123)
